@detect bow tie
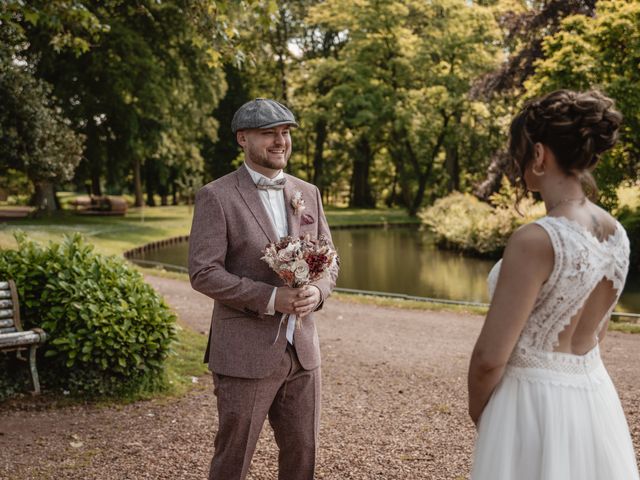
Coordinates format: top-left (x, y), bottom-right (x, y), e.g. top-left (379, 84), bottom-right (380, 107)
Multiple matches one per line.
top-left (256, 177), bottom-right (286, 190)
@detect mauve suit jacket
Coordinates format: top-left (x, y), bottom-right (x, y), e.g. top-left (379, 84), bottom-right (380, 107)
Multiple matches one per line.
top-left (188, 164), bottom-right (338, 378)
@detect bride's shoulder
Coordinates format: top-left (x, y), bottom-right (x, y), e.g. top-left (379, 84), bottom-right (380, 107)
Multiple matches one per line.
top-left (512, 221), bottom-right (554, 243)
top-left (499, 222), bottom-right (554, 282)
top-left (505, 222), bottom-right (554, 259)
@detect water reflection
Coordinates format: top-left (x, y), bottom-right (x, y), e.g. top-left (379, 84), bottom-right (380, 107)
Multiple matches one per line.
top-left (333, 228), bottom-right (494, 303)
top-left (133, 227), bottom-right (640, 313)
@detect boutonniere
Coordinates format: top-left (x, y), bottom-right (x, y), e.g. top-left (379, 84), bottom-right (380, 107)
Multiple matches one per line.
top-left (291, 190), bottom-right (306, 215)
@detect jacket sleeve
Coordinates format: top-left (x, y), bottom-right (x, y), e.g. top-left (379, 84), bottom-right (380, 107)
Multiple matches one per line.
top-left (311, 185), bottom-right (339, 310)
top-left (188, 186), bottom-right (274, 315)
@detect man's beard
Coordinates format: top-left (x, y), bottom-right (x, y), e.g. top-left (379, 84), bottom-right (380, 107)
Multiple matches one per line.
top-left (246, 143), bottom-right (291, 170)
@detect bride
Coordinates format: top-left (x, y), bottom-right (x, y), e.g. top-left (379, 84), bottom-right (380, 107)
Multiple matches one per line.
top-left (468, 89), bottom-right (639, 479)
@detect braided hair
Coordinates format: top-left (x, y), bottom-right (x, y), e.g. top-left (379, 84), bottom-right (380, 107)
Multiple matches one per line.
top-left (509, 89), bottom-right (622, 201)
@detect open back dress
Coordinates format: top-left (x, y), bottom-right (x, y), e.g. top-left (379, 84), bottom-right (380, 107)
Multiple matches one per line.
top-left (471, 216), bottom-right (639, 480)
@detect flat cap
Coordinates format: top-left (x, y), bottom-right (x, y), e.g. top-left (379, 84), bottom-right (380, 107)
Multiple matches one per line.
top-left (231, 98), bottom-right (298, 134)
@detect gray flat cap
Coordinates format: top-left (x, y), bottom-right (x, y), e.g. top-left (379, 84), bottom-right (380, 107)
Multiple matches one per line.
top-left (231, 98), bottom-right (298, 134)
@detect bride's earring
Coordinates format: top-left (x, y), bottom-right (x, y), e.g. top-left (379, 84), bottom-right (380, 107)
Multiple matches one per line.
top-left (532, 165), bottom-right (545, 176)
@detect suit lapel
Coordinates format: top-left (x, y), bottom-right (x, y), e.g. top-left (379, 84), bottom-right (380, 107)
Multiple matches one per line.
top-left (283, 176), bottom-right (300, 238)
top-left (235, 165), bottom-right (279, 243)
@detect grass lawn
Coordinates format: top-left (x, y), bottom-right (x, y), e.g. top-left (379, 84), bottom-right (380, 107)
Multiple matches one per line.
top-left (0, 205), bottom-right (417, 255)
top-left (0, 207), bottom-right (190, 255)
top-left (324, 206), bottom-right (419, 227)
top-left (161, 323), bottom-right (210, 398)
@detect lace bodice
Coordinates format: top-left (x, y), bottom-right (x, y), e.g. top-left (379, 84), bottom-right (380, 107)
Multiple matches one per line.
top-left (487, 216), bottom-right (630, 353)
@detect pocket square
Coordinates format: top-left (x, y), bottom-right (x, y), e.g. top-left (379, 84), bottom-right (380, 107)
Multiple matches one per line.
top-left (301, 213), bottom-right (315, 225)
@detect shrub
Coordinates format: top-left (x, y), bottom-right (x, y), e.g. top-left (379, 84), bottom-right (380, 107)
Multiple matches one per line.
top-left (615, 183), bottom-right (640, 274)
top-left (421, 182), bottom-right (639, 270)
top-left (618, 207), bottom-right (640, 274)
top-left (0, 233), bottom-right (177, 398)
top-left (419, 185), bottom-right (545, 257)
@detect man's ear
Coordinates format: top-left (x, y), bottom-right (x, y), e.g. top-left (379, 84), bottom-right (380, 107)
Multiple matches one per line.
top-left (236, 131), bottom-right (247, 148)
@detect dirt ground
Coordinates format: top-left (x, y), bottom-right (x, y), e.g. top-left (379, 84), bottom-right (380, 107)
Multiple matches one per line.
top-left (1, 275), bottom-right (639, 480)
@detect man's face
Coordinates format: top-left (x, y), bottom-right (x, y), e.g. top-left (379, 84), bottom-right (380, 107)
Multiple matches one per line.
top-left (237, 124), bottom-right (293, 172)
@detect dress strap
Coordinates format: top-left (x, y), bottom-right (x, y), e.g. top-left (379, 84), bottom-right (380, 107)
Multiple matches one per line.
top-left (532, 217), bottom-right (563, 296)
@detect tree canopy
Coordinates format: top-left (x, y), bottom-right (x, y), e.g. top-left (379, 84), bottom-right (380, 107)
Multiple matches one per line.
top-left (1, 0), bottom-right (638, 213)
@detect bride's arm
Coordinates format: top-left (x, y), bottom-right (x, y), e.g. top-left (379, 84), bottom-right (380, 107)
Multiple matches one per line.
top-left (467, 224), bottom-right (553, 426)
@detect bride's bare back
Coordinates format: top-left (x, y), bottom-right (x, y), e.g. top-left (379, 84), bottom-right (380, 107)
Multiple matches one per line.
top-left (550, 202), bottom-right (624, 354)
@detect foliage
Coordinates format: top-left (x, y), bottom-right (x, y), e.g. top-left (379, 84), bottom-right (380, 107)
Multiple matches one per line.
top-left (0, 35), bottom-right (83, 212)
top-left (475, 0), bottom-right (596, 96)
top-left (522, 0), bottom-right (640, 208)
top-left (0, 63), bottom-right (82, 183)
top-left (618, 207), bottom-right (640, 275)
top-left (0, 169), bottom-right (33, 202)
top-left (0, 61), bottom-right (83, 184)
top-left (311, 0), bottom-right (504, 212)
top-left (473, 1), bottom-right (599, 200)
top-left (202, 63), bottom-right (252, 183)
top-left (419, 185), bottom-right (545, 257)
top-left (0, 234), bottom-right (176, 398)
top-left (1, 0), bottom-right (269, 208)
top-left (4, 0), bottom-right (637, 217)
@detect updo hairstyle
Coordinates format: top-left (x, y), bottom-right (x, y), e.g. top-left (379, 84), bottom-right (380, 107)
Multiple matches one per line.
top-left (508, 89), bottom-right (622, 199)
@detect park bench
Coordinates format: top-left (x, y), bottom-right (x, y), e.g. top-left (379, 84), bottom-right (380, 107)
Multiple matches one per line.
top-left (71, 195), bottom-right (128, 216)
top-left (0, 280), bottom-right (47, 394)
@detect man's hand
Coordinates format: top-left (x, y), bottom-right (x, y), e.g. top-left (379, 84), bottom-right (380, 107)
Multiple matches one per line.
top-left (275, 287), bottom-right (303, 315)
top-left (275, 285), bottom-right (321, 316)
top-left (292, 285), bottom-right (321, 318)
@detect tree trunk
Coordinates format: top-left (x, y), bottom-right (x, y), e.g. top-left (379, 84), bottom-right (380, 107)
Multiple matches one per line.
top-left (445, 143), bottom-right (460, 192)
top-left (172, 180), bottom-right (178, 206)
top-left (85, 120), bottom-right (103, 196)
top-left (474, 149), bottom-right (510, 201)
top-left (350, 137), bottom-right (375, 208)
top-left (159, 172), bottom-right (168, 205)
top-left (385, 170), bottom-right (398, 208)
top-left (406, 114), bottom-right (450, 215)
top-left (388, 133), bottom-right (412, 210)
top-left (33, 180), bottom-right (57, 214)
top-left (133, 157), bottom-right (144, 207)
top-left (91, 174), bottom-right (102, 197)
top-left (275, 4), bottom-right (289, 101)
top-left (410, 174), bottom-right (429, 216)
top-left (312, 118), bottom-right (327, 196)
top-left (145, 159), bottom-right (156, 207)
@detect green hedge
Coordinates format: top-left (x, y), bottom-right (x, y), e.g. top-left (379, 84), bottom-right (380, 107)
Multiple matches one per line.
top-left (421, 188), bottom-right (639, 272)
top-left (618, 207), bottom-right (640, 274)
top-left (0, 233), bottom-right (176, 399)
top-left (419, 189), bottom-right (544, 257)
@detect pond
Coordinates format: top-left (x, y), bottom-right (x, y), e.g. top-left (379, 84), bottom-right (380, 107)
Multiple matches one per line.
top-left (130, 226), bottom-right (640, 314)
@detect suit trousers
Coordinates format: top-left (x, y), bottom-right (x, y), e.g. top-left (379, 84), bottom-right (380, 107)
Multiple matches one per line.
top-left (209, 344), bottom-right (321, 480)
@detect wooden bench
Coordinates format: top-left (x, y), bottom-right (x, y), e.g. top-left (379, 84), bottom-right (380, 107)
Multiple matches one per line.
top-left (71, 195), bottom-right (128, 216)
top-left (0, 280), bottom-right (47, 393)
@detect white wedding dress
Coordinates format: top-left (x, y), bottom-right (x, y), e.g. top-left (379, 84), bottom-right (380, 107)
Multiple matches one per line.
top-left (471, 216), bottom-right (640, 480)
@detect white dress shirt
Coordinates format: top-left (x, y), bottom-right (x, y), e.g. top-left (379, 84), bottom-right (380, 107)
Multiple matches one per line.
top-left (244, 162), bottom-right (297, 344)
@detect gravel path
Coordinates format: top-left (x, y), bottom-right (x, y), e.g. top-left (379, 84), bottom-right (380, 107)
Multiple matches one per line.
top-left (2, 275), bottom-right (639, 479)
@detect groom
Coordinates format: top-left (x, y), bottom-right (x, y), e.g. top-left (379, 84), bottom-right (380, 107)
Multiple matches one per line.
top-left (188, 98), bottom-right (338, 480)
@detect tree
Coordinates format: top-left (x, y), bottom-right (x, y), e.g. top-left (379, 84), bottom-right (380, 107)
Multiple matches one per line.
top-left (202, 63), bottom-right (251, 183)
top-left (0, 9), bottom-right (84, 213)
top-left (307, 0), bottom-right (502, 212)
top-left (6, 1), bottom-right (265, 207)
top-left (473, 0), bottom-right (599, 200)
top-left (523, 0), bottom-right (640, 205)
top-left (0, 61), bottom-right (83, 212)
